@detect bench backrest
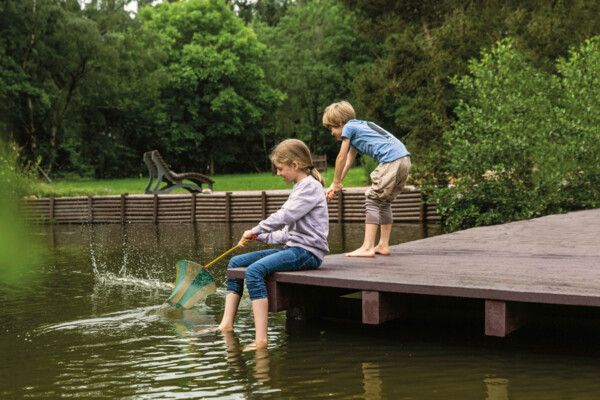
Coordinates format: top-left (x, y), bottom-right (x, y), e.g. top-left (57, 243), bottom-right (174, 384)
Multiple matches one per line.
top-left (144, 151), bottom-right (158, 177)
top-left (151, 150), bottom-right (176, 179)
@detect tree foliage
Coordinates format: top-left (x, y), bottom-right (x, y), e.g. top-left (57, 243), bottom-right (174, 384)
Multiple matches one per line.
top-left (253, 0), bottom-right (367, 161)
top-left (339, 0), bottom-right (600, 184)
top-left (0, 0), bottom-right (164, 178)
top-left (430, 39), bottom-right (600, 232)
top-left (2, 0), bottom-right (600, 221)
top-left (139, 0), bottom-right (282, 174)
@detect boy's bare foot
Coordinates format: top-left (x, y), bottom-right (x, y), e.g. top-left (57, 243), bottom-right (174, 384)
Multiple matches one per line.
top-left (346, 247), bottom-right (375, 257)
top-left (374, 245), bottom-right (391, 255)
top-left (243, 341), bottom-right (268, 351)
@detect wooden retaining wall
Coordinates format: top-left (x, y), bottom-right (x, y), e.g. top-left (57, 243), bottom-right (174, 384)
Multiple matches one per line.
top-left (20, 188), bottom-right (439, 224)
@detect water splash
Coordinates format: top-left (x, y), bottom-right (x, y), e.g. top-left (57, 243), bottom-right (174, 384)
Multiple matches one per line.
top-left (95, 271), bottom-right (174, 290)
top-left (36, 305), bottom-right (161, 334)
top-left (88, 225), bottom-right (175, 290)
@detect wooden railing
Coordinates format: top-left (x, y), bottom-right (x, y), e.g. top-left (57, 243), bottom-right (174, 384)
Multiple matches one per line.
top-left (312, 154), bottom-right (327, 173)
top-left (20, 188), bottom-right (439, 224)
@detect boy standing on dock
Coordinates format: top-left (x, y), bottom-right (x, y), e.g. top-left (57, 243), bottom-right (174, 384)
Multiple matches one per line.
top-left (323, 101), bottom-right (411, 257)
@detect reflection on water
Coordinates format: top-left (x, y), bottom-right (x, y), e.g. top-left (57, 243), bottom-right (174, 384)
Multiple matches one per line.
top-left (362, 362), bottom-right (383, 400)
top-left (485, 378), bottom-right (509, 400)
top-left (2, 222), bottom-right (600, 399)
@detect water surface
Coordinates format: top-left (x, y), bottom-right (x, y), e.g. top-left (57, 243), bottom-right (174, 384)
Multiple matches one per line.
top-left (2, 222), bottom-right (600, 399)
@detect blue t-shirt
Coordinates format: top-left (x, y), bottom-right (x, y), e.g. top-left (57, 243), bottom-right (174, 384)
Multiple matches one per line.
top-left (341, 119), bottom-right (410, 163)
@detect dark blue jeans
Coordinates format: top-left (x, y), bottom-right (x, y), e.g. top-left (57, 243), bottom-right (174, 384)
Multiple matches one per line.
top-left (226, 247), bottom-right (322, 301)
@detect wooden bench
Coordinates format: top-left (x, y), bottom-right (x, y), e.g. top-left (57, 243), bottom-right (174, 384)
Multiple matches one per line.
top-left (143, 150), bottom-right (215, 194)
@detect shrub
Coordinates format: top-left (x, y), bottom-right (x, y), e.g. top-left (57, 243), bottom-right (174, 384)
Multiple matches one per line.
top-left (429, 38), bottom-right (600, 232)
top-left (360, 155), bottom-right (379, 184)
top-left (0, 141), bottom-right (42, 284)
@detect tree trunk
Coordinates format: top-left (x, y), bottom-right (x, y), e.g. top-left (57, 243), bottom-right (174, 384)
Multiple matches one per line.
top-left (421, 17), bottom-right (447, 120)
top-left (25, 96), bottom-right (37, 157)
top-left (262, 132), bottom-right (268, 170)
top-left (22, 0), bottom-right (37, 161)
top-left (48, 124), bottom-right (57, 174)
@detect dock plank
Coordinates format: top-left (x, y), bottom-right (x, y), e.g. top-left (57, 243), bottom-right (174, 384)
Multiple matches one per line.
top-left (228, 209), bottom-right (600, 309)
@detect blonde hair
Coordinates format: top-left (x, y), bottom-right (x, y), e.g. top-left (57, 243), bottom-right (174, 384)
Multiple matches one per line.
top-left (322, 100), bottom-right (356, 128)
top-left (270, 139), bottom-right (325, 187)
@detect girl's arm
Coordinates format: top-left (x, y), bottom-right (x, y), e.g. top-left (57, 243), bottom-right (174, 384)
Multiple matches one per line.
top-left (256, 227), bottom-right (289, 245)
top-left (252, 183), bottom-right (320, 236)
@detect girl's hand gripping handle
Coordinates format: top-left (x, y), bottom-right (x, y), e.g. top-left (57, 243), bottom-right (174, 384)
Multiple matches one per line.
top-left (238, 231), bottom-right (258, 248)
top-left (203, 233), bottom-right (258, 270)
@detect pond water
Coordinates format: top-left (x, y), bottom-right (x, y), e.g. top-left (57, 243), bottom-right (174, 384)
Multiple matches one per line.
top-left (2, 222), bottom-right (600, 399)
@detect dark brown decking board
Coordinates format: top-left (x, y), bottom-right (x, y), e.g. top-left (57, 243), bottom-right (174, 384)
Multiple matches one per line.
top-left (228, 209), bottom-right (600, 308)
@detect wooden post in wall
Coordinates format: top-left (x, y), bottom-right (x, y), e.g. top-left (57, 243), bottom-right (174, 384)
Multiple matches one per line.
top-left (120, 193), bottom-right (127, 223)
top-left (191, 192), bottom-right (197, 223)
top-left (225, 192), bottom-right (231, 223)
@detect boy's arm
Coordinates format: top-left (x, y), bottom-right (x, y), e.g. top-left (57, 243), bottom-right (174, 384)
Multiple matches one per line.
top-left (327, 138), bottom-right (355, 201)
top-left (340, 146), bottom-right (358, 182)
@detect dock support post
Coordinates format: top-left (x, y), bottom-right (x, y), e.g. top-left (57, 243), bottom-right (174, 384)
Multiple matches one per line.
top-left (266, 280), bottom-right (287, 312)
top-left (362, 291), bottom-right (405, 325)
top-left (485, 300), bottom-right (528, 337)
top-left (265, 280), bottom-right (351, 315)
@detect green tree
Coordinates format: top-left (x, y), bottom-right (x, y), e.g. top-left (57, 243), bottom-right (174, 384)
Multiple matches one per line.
top-left (65, 4), bottom-right (168, 178)
top-left (430, 39), bottom-right (600, 232)
top-left (339, 0), bottom-right (600, 183)
top-left (254, 0), bottom-right (367, 162)
top-left (555, 38), bottom-right (600, 209)
top-left (229, 0), bottom-right (291, 26)
top-left (139, 0), bottom-right (282, 174)
top-left (1, 0), bottom-right (105, 172)
top-left (0, 0), bottom-right (158, 178)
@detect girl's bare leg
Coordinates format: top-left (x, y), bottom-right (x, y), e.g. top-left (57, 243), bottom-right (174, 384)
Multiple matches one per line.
top-left (218, 292), bottom-right (241, 331)
top-left (247, 298), bottom-right (269, 349)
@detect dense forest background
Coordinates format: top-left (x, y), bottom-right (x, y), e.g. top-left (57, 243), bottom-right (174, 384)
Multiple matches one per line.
top-left (2, 0), bottom-right (599, 230)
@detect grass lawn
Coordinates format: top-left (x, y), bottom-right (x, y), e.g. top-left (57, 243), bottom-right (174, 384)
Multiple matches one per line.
top-left (31, 167), bottom-right (368, 198)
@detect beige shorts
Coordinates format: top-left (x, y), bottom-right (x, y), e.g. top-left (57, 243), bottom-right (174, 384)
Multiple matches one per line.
top-left (365, 156), bottom-right (411, 202)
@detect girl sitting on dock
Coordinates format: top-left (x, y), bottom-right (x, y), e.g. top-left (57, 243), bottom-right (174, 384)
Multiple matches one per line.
top-left (217, 139), bottom-right (329, 349)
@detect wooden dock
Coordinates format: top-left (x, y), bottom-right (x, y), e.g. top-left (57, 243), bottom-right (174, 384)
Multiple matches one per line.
top-left (228, 208), bottom-right (600, 337)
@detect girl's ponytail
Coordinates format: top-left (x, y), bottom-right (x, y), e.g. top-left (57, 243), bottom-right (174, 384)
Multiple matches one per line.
top-left (308, 166), bottom-right (325, 187)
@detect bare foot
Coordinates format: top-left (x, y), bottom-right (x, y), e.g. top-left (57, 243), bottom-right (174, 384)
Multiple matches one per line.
top-left (195, 326), bottom-right (220, 334)
top-left (374, 245), bottom-right (391, 255)
top-left (243, 341), bottom-right (268, 351)
top-left (217, 323), bottom-right (234, 332)
top-left (196, 324), bottom-right (232, 334)
top-left (346, 247), bottom-right (375, 257)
